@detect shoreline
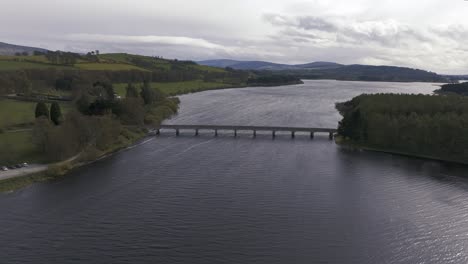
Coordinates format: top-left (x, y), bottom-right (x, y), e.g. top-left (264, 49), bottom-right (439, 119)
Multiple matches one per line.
top-left (0, 131), bottom-right (155, 193)
top-left (0, 81), bottom-right (304, 192)
top-left (335, 137), bottom-right (468, 166)
top-left (166, 80), bottom-right (304, 96)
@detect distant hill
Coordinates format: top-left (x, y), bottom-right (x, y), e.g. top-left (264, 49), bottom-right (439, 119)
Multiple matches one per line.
top-left (198, 59), bottom-right (343, 71)
top-left (199, 59), bottom-right (447, 82)
top-left (0, 42), bottom-right (49, 56)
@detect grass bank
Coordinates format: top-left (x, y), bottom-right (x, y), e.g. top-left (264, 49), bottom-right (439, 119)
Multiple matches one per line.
top-left (0, 130), bottom-right (44, 164)
top-left (0, 162), bottom-right (73, 193)
top-left (0, 126), bottom-right (149, 193)
top-left (0, 97), bottom-right (177, 192)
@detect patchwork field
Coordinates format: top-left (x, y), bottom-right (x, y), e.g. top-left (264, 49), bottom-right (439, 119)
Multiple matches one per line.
top-left (0, 60), bottom-right (70, 70)
top-left (75, 62), bottom-right (149, 71)
top-left (114, 80), bottom-right (234, 96)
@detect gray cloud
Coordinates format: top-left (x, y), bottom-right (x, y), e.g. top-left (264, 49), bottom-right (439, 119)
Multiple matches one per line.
top-left (1, 0), bottom-right (468, 74)
top-left (263, 14), bottom-right (336, 32)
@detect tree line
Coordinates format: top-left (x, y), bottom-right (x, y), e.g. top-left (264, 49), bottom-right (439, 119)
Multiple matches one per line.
top-left (435, 82), bottom-right (468, 95)
top-left (32, 81), bottom-right (180, 162)
top-left (337, 94), bottom-right (468, 162)
top-left (0, 67), bottom-right (249, 96)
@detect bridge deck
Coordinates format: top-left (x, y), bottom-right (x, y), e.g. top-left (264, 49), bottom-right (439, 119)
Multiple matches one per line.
top-left (156, 125), bottom-right (337, 139)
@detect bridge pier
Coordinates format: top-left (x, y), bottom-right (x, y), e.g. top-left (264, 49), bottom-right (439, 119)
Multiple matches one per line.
top-left (156, 125), bottom-right (338, 140)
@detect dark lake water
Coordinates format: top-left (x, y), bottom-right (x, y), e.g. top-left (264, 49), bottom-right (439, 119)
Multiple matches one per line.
top-left (3, 80), bottom-right (468, 263)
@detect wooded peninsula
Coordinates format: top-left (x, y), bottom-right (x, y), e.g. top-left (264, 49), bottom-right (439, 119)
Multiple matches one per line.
top-left (336, 93), bottom-right (468, 164)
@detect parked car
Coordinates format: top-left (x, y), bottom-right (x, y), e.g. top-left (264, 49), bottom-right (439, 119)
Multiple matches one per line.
top-left (7, 166), bottom-right (15, 170)
top-left (1, 166), bottom-right (8, 171)
top-left (14, 164), bottom-right (22, 169)
top-left (22, 163), bottom-right (29, 167)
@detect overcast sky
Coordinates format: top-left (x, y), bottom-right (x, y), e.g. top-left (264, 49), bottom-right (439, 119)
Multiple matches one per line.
top-left (2, 0), bottom-right (468, 74)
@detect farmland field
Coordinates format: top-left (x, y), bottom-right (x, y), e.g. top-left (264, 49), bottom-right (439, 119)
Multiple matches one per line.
top-left (0, 60), bottom-right (68, 70)
top-left (75, 63), bottom-right (149, 71)
top-left (114, 80), bottom-right (234, 96)
top-left (0, 131), bottom-right (42, 164)
top-left (0, 99), bottom-right (72, 128)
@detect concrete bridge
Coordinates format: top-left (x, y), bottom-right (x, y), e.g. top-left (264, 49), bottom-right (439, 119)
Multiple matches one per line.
top-left (155, 125), bottom-right (338, 140)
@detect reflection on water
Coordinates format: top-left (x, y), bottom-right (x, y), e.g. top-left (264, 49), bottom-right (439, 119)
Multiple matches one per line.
top-left (2, 80), bottom-right (468, 264)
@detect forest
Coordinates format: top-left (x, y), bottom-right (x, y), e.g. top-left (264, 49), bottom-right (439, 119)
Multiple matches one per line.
top-left (279, 65), bottom-right (448, 82)
top-left (246, 74), bottom-right (303, 86)
top-left (3, 80), bottom-right (179, 164)
top-left (336, 94), bottom-right (468, 163)
top-left (435, 82), bottom-right (468, 95)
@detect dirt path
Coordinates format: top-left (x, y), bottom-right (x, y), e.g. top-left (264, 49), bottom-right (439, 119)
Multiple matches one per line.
top-left (0, 164), bottom-right (48, 181)
top-left (0, 153), bottom-right (81, 182)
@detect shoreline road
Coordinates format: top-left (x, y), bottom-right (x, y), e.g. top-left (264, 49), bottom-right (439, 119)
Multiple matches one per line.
top-left (0, 165), bottom-right (48, 181)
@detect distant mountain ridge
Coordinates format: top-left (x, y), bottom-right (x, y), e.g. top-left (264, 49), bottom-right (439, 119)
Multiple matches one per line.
top-left (0, 42), bottom-right (49, 55)
top-left (198, 59), bottom-right (448, 82)
top-left (198, 59), bottom-right (343, 70)
top-left (0, 41), bottom-right (449, 82)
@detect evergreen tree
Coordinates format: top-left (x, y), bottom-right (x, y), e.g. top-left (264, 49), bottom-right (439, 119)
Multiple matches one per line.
top-left (76, 94), bottom-right (91, 115)
top-left (140, 81), bottom-right (156, 105)
top-left (126, 83), bottom-right (139, 98)
top-left (35, 102), bottom-right (49, 119)
top-left (50, 102), bottom-right (63, 125)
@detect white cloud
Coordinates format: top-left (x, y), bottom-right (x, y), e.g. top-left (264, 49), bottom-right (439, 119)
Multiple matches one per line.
top-left (2, 0), bottom-right (468, 73)
top-left (67, 34), bottom-right (227, 50)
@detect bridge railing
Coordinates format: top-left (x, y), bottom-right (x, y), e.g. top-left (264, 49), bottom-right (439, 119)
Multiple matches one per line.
top-left (154, 124), bottom-right (337, 139)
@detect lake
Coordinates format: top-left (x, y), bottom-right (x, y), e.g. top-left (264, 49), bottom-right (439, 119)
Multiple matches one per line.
top-left (2, 80), bottom-right (468, 264)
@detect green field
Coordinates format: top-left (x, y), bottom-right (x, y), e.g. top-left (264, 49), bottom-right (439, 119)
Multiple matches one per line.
top-left (194, 64), bottom-right (227, 73)
top-left (75, 63), bottom-right (149, 71)
top-left (0, 131), bottom-right (43, 164)
top-left (0, 55), bottom-right (50, 63)
top-left (99, 53), bottom-right (226, 72)
top-left (0, 60), bottom-right (69, 71)
top-left (114, 80), bottom-right (234, 97)
top-left (0, 99), bottom-right (72, 128)
top-left (99, 53), bottom-right (171, 70)
top-left (0, 53), bottom-right (226, 74)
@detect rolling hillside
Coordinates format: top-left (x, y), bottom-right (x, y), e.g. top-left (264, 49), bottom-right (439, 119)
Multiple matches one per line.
top-left (198, 59), bottom-right (342, 70)
top-left (199, 59), bottom-right (448, 82)
top-left (0, 42), bottom-right (49, 56)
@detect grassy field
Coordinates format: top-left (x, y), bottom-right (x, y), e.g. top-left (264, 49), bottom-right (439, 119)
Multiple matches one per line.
top-left (0, 54), bottom-right (225, 73)
top-left (99, 53), bottom-right (172, 70)
top-left (195, 64), bottom-right (227, 73)
top-left (114, 80), bottom-right (234, 97)
top-left (0, 55), bottom-right (50, 63)
top-left (75, 62), bottom-right (149, 71)
top-left (0, 99), bottom-right (73, 128)
top-left (0, 131), bottom-right (43, 164)
top-left (0, 60), bottom-right (69, 70)
top-left (99, 53), bottom-right (225, 72)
